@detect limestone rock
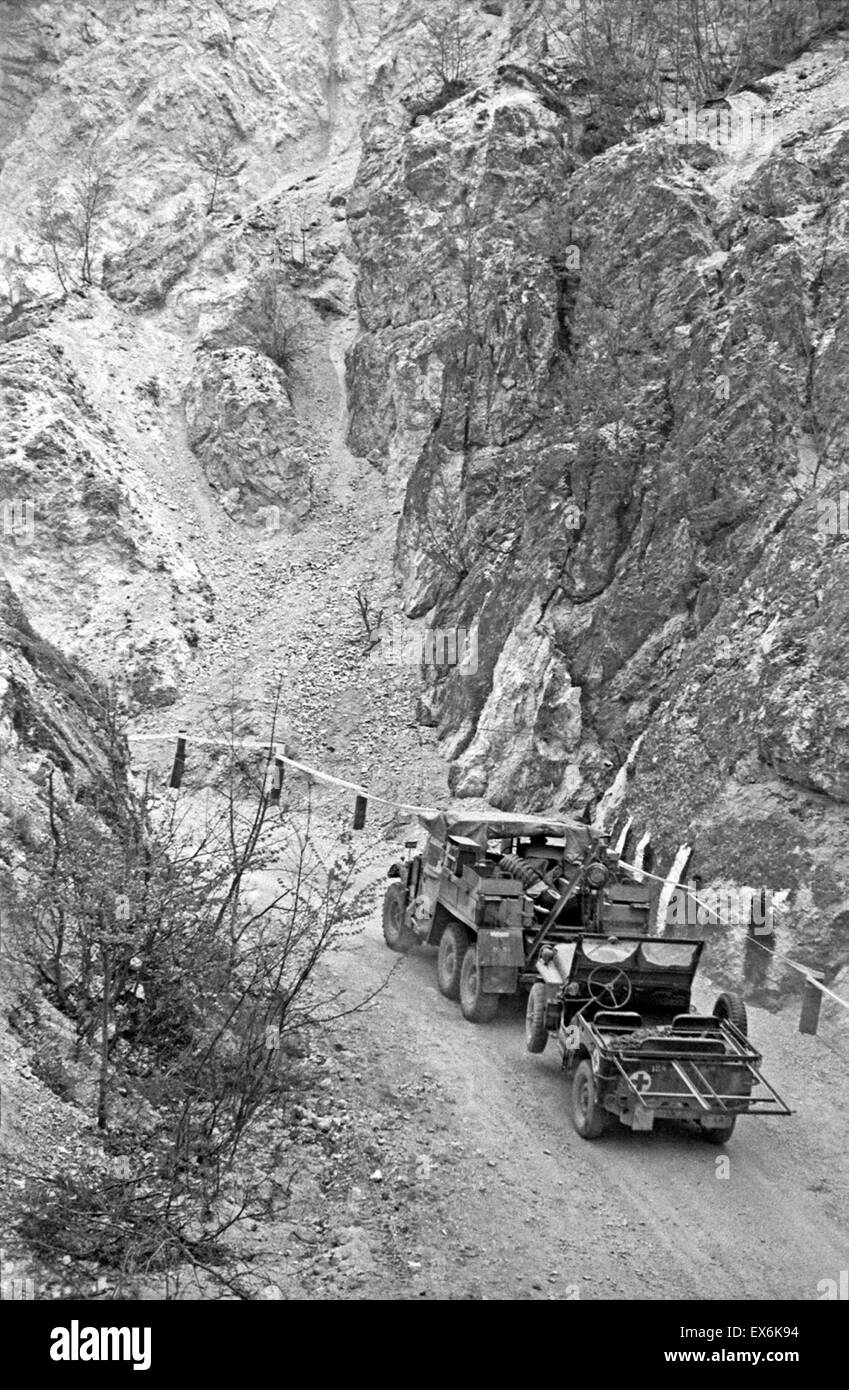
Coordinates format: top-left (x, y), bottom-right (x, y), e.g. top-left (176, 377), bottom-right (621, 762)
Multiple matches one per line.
top-left (184, 346), bottom-right (314, 526)
top-left (345, 38), bottom-right (849, 978)
top-left (0, 328), bottom-right (205, 708)
top-left (102, 203), bottom-right (206, 308)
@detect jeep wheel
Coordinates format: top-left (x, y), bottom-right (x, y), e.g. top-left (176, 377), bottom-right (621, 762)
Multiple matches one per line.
top-left (571, 1059), bottom-right (606, 1139)
top-left (382, 883), bottom-right (416, 953)
top-left (437, 921), bottom-right (470, 1000)
top-left (713, 992), bottom-right (748, 1037)
top-left (459, 944), bottom-right (499, 1023)
top-left (525, 983), bottom-right (548, 1053)
top-left (701, 1117), bottom-right (737, 1145)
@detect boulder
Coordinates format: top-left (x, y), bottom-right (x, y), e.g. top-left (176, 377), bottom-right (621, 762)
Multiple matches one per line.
top-left (184, 346), bottom-right (314, 526)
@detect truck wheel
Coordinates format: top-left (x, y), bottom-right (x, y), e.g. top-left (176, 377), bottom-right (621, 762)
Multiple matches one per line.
top-left (436, 922), bottom-right (470, 1000)
top-left (382, 883), bottom-right (416, 953)
top-left (571, 1059), bottom-right (606, 1139)
top-left (459, 944), bottom-right (499, 1023)
top-left (701, 1117), bottom-right (737, 1144)
top-left (525, 983), bottom-right (548, 1053)
top-left (713, 992), bottom-right (748, 1037)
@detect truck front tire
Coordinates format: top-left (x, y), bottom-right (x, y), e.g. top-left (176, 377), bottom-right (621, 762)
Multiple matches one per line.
top-left (382, 883), bottom-right (417, 953)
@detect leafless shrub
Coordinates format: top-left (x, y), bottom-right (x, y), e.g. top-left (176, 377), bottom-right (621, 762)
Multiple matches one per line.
top-left (572, 0), bottom-right (663, 145)
top-left (355, 588), bottom-right (384, 647)
top-left (540, 0), bottom-right (849, 124)
top-left (189, 127), bottom-right (245, 215)
top-left (253, 260), bottom-right (308, 380)
top-left (3, 681), bottom-right (384, 1291)
top-left (406, 0), bottom-right (474, 118)
top-left (422, 0), bottom-right (473, 88)
top-left (34, 146), bottom-right (115, 292)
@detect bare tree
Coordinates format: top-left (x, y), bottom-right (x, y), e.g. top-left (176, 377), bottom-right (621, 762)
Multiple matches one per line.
top-left (34, 146), bottom-right (115, 292)
top-left (190, 127), bottom-right (245, 215)
top-left (440, 195), bottom-right (489, 452)
top-left (572, 0), bottom-right (663, 136)
top-left (276, 196), bottom-right (312, 267)
top-left (73, 150), bottom-right (114, 285)
top-left (422, 0), bottom-right (472, 89)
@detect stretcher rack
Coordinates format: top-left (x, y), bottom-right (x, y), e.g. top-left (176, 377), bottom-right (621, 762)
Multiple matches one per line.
top-left (592, 1017), bottom-right (794, 1118)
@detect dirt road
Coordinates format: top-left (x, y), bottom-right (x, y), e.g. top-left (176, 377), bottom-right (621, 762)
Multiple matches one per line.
top-left (317, 894), bottom-right (849, 1301)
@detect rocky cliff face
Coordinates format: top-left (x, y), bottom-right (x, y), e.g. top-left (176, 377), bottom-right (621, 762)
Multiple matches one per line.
top-left (344, 17), bottom-right (849, 986)
top-left (2, 0), bottom-right (849, 992)
top-left (0, 576), bottom-right (120, 891)
top-left (0, 324), bottom-right (212, 704)
top-left (0, 0), bottom-right (394, 702)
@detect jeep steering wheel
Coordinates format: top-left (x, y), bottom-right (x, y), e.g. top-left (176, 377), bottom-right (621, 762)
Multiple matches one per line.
top-left (587, 965), bottom-right (632, 1010)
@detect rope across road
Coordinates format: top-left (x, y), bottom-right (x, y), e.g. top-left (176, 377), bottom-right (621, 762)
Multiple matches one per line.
top-left (127, 731), bottom-right (849, 1018)
top-left (130, 732), bottom-right (440, 816)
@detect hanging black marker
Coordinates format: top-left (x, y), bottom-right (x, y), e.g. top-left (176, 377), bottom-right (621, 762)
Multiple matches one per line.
top-left (169, 731), bottom-right (187, 789)
top-left (353, 767), bottom-right (368, 829)
top-left (268, 748), bottom-right (284, 805)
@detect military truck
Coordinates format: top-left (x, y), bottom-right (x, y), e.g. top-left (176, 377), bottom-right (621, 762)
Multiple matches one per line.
top-left (381, 812), bottom-right (652, 1023)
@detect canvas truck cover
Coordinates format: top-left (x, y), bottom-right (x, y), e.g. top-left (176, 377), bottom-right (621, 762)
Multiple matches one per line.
top-left (418, 811), bottom-right (592, 861)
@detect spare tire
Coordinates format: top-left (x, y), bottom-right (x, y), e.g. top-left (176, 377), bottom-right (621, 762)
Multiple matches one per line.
top-left (525, 983), bottom-right (548, 1053)
top-left (713, 992), bottom-right (748, 1037)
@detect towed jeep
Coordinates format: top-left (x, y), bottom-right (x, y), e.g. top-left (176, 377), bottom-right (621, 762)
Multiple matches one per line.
top-left (525, 933), bottom-right (793, 1143)
top-left (381, 812), bottom-right (651, 1023)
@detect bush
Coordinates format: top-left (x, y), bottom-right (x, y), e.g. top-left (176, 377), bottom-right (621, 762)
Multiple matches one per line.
top-left (407, 78), bottom-right (469, 122)
top-left (541, 0), bottom-right (849, 137)
top-left (17, 1170), bottom-right (222, 1279)
top-left (251, 266), bottom-right (307, 378)
top-left (29, 1045), bottom-right (76, 1102)
top-left (4, 687), bottom-right (378, 1291)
